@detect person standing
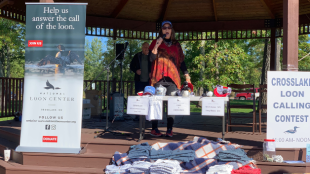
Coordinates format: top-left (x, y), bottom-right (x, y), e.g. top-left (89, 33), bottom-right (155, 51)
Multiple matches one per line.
top-left (130, 42), bottom-right (152, 121)
top-left (149, 21), bottom-right (191, 137)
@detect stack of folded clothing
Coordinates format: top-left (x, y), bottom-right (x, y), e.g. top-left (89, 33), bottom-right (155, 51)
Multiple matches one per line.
top-left (150, 149), bottom-right (195, 162)
top-left (150, 159), bottom-right (182, 174)
top-left (215, 148), bottom-right (253, 165)
top-left (128, 161), bottom-right (152, 174)
top-left (206, 164), bottom-right (234, 174)
top-left (105, 164), bottom-right (131, 174)
top-left (231, 165), bottom-right (261, 174)
top-left (128, 142), bottom-right (152, 158)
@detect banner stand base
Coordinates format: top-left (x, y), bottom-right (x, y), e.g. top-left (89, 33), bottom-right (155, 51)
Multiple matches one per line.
top-left (15, 146), bottom-right (81, 154)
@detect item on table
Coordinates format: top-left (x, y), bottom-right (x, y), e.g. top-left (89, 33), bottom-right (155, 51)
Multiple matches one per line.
top-left (181, 81), bottom-right (194, 97)
top-left (206, 91), bottom-right (213, 97)
top-left (263, 139), bottom-right (276, 161)
top-left (181, 81), bottom-right (194, 92)
top-left (214, 85), bottom-right (231, 97)
top-left (170, 90), bottom-right (178, 96)
top-left (155, 85), bottom-right (167, 96)
top-left (272, 155), bottom-right (283, 163)
top-left (143, 86), bottom-right (155, 95)
top-left (137, 91), bottom-right (143, 96)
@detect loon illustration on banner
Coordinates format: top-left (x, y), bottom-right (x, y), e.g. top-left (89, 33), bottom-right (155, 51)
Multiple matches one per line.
top-left (16, 3), bottom-right (87, 154)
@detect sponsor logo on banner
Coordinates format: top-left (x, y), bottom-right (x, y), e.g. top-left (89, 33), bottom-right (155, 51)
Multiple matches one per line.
top-left (28, 40), bottom-right (43, 47)
top-left (42, 136), bottom-right (58, 143)
top-left (44, 80), bottom-right (61, 90)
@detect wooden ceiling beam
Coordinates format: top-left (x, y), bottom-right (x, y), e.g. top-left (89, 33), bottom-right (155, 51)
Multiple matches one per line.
top-left (87, 16), bottom-right (267, 32)
top-left (212, 0), bottom-right (218, 21)
top-left (39, 0), bottom-right (54, 2)
top-left (259, 0), bottom-right (275, 19)
top-left (110, 0), bottom-right (130, 18)
top-left (0, 0), bottom-right (14, 9)
top-left (161, 0), bottom-right (173, 21)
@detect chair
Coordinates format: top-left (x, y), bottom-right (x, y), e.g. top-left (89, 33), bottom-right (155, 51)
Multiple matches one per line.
top-left (258, 84), bottom-right (267, 134)
top-left (227, 84), bottom-right (256, 133)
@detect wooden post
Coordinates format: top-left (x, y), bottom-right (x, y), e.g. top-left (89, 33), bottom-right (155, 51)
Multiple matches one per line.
top-left (270, 28), bottom-right (276, 71)
top-left (282, 0), bottom-right (299, 71)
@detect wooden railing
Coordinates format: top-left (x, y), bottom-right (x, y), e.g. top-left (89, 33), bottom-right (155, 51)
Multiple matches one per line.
top-left (0, 78), bottom-right (135, 118)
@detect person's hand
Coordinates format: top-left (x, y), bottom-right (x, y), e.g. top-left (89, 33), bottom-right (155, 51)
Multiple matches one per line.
top-left (186, 78), bottom-right (191, 83)
top-left (136, 69), bottom-right (141, 75)
top-left (185, 74), bottom-right (191, 83)
top-left (156, 37), bottom-right (163, 47)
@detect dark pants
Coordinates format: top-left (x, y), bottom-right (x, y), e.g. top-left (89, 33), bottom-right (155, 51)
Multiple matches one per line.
top-left (152, 83), bottom-right (178, 130)
top-left (135, 81), bottom-right (149, 94)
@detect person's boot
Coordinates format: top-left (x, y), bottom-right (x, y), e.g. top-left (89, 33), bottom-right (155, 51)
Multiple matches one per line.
top-left (166, 129), bottom-right (173, 137)
top-left (150, 128), bottom-right (162, 137)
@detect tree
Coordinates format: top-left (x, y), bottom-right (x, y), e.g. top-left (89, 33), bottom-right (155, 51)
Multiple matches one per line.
top-left (297, 35), bottom-right (310, 70)
top-left (192, 41), bottom-right (248, 90)
top-left (84, 37), bottom-right (106, 81)
top-left (0, 18), bottom-right (25, 78)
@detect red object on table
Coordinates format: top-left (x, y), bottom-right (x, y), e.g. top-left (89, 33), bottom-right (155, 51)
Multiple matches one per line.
top-left (214, 86), bottom-right (230, 97)
top-left (181, 83), bottom-right (194, 91)
top-left (231, 165), bottom-right (261, 174)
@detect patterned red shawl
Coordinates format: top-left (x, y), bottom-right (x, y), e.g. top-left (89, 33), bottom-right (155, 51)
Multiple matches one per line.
top-left (149, 39), bottom-right (185, 89)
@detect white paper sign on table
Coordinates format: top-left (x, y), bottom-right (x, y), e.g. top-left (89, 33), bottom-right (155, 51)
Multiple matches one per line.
top-left (127, 96), bottom-right (149, 115)
top-left (168, 97), bottom-right (190, 115)
top-left (201, 98), bottom-right (224, 116)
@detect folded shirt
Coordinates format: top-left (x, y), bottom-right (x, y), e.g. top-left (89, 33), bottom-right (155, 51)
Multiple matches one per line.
top-left (150, 159), bottom-right (182, 174)
top-left (215, 148), bottom-right (253, 165)
top-left (128, 142), bottom-right (152, 158)
top-left (129, 161), bottom-right (152, 174)
top-left (150, 149), bottom-right (195, 162)
top-left (105, 164), bottom-right (131, 174)
top-left (206, 164), bottom-right (234, 174)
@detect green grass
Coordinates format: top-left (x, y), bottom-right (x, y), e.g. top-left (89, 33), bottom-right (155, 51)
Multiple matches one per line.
top-left (190, 99), bottom-right (259, 113)
top-left (0, 117), bottom-right (14, 121)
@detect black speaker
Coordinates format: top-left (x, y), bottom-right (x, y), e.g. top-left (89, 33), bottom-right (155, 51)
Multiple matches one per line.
top-left (116, 43), bottom-right (125, 60)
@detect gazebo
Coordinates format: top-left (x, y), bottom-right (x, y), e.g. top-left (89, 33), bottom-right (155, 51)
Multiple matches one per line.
top-left (0, 0), bottom-right (309, 173)
top-left (0, 0), bottom-right (307, 71)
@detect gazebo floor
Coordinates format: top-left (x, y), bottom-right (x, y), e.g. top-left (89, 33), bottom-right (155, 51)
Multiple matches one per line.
top-left (0, 113), bottom-right (308, 174)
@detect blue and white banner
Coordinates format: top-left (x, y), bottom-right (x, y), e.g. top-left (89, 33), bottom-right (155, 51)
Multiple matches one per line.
top-left (267, 71), bottom-right (310, 148)
top-left (16, 3), bottom-right (87, 153)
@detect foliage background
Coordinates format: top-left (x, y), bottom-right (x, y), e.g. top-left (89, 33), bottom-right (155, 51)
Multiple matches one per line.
top-left (2, 18), bottom-right (310, 91)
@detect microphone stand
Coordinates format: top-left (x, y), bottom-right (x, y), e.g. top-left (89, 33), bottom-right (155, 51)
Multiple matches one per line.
top-left (84, 43), bottom-right (128, 132)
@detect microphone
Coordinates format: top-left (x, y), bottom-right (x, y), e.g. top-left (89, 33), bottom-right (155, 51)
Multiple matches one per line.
top-left (161, 34), bottom-right (166, 39)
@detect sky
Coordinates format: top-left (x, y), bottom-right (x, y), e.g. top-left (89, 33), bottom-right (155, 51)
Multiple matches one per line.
top-left (85, 36), bottom-right (108, 52)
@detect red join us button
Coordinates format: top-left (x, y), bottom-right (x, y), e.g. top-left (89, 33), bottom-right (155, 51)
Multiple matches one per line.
top-left (28, 40), bottom-right (43, 47)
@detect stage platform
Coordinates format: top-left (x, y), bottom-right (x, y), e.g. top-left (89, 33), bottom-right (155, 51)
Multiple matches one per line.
top-left (0, 113), bottom-right (309, 174)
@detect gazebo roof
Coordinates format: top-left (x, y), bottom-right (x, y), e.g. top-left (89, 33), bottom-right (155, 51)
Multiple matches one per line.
top-left (1, 0), bottom-right (310, 40)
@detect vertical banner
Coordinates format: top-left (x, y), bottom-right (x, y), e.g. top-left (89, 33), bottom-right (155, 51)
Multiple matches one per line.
top-left (16, 3), bottom-right (87, 153)
top-left (267, 71), bottom-right (310, 148)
